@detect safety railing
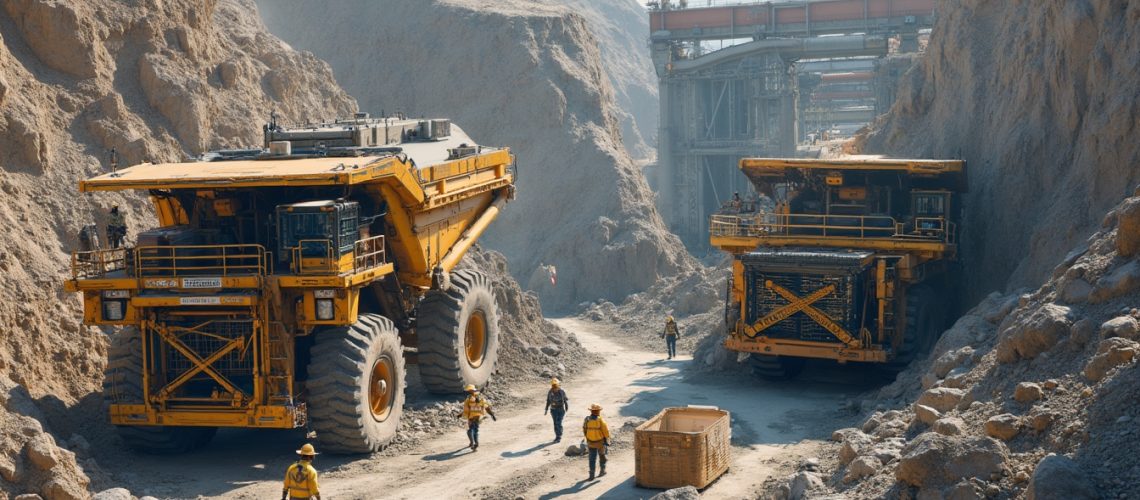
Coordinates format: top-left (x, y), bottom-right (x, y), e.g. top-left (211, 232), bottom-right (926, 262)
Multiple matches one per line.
top-left (353, 235), bottom-right (387, 273)
top-left (290, 236), bottom-right (389, 276)
top-left (135, 244), bottom-right (268, 277)
top-left (710, 213), bottom-right (954, 242)
top-left (71, 248), bottom-right (128, 279)
top-left (290, 239), bottom-right (337, 275)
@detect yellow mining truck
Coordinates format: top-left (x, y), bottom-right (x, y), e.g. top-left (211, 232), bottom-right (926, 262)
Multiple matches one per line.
top-left (64, 114), bottom-right (515, 453)
top-left (709, 157), bottom-right (966, 379)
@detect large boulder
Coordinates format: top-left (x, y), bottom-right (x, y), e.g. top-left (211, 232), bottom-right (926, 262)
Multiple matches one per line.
top-left (1025, 455), bottom-right (1099, 500)
top-left (915, 404), bottom-right (942, 426)
top-left (932, 346), bottom-right (975, 378)
top-left (995, 304), bottom-right (1072, 363)
top-left (916, 387), bottom-right (966, 413)
top-left (896, 433), bottom-right (1007, 488)
top-left (1099, 316), bottom-right (1140, 340)
top-left (844, 455), bottom-right (880, 483)
top-left (649, 486), bottom-right (700, 500)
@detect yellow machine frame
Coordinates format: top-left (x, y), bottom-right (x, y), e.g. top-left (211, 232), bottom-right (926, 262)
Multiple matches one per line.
top-left (710, 157), bottom-right (965, 365)
top-left (66, 147), bottom-right (514, 428)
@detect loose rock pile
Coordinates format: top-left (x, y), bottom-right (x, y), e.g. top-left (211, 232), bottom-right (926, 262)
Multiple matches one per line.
top-left (771, 193), bottom-right (1140, 499)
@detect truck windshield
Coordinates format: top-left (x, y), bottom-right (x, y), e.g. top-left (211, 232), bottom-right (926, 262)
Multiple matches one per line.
top-left (281, 212), bottom-right (334, 256)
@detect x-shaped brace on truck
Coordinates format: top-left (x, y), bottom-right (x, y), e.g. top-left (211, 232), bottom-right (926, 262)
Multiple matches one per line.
top-left (152, 326), bottom-right (247, 403)
top-left (744, 280), bottom-right (861, 348)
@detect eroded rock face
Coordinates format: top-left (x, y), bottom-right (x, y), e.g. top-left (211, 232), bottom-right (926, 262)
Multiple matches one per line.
top-left (896, 433), bottom-right (1007, 488)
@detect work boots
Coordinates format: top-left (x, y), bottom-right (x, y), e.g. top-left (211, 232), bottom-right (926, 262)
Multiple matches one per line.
top-left (599, 466), bottom-right (606, 477)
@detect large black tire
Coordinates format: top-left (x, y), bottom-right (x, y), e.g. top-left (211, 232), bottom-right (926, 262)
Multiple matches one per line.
top-left (306, 314), bottom-right (405, 454)
top-left (749, 354), bottom-right (806, 381)
top-left (417, 269), bottom-right (500, 394)
top-left (885, 285), bottom-right (946, 372)
top-left (102, 327), bottom-right (217, 454)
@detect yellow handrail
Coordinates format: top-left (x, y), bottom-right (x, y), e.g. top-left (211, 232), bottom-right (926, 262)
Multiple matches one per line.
top-left (71, 248), bottom-right (128, 279)
top-left (290, 239), bottom-right (336, 275)
top-left (710, 212), bottom-right (952, 242)
top-left (353, 235), bottom-right (387, 273)
top-left (134, 244), bottom-right (267, 277)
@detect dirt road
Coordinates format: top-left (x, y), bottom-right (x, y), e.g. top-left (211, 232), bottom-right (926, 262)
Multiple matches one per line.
top-left (99, 318), bottom-right (872, 499)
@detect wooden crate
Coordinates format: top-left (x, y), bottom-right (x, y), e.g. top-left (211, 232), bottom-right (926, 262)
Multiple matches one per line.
top-left (634, 406), bottom-right (731, 489)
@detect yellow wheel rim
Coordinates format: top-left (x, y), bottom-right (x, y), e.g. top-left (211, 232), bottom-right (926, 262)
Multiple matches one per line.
top-left (465, 311), bottom-right (488, 368)
top-left (369, 356), bottom-right (395, 421)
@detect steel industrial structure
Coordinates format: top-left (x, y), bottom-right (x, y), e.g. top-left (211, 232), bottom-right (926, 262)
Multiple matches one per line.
top-left (649, 0), bottom-right (937, 248)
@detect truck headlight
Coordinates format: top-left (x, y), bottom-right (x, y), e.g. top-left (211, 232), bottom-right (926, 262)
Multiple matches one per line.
top-left (316, 299), bottom-right (334, 320)
top-left (103, 300), bottom-right (124, 321)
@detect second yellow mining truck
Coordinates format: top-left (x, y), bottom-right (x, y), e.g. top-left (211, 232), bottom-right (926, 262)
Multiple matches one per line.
top-left (65, 114), bottom-right (515, 453)
top-left (709, 157), bottom-right (966, 379)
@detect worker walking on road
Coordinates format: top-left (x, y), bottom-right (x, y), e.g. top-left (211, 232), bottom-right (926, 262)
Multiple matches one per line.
top-left (107, 206), bottom-right (127, 248)
top-left (282, 443), bottom-right (321, 500)
top-left (583, 403), bottom-right (610, 480)
top-left (661, 315), bottom-right (681, 359)
top-left (459, 384), bottom-right (496, 451)
top-left (544, 378), bottom-right (569, 442)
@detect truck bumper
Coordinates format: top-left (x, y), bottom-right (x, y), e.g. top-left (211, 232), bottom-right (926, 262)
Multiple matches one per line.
top-left (724, 335), bottom-right (889, 363)
top-left (110, 404), bottom-right (305, 429)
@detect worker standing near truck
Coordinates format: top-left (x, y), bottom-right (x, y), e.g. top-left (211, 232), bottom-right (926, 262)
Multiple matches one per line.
top-left (583, 403), bottom-right (610, 480)
top-left (282, 443), bottom-right (321, 500)
top-left (106, 206), bottom-right (127, 248)
top-left (661, 315), bottom-right (681, 359)
top-left (460, 384), bottom-right (496, 451)
top-left (544, 378), bottom-right (569, 442)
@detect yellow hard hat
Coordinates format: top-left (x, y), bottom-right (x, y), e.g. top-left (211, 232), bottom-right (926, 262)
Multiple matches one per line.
top-left (464, 384), bottom-right (476, 392)
top-left (589, 403), bottom-right (602, 411)
top-left (295, 443), bottom-right (319, 455)
top-left (667, 315), bottom-right (674, 322)
top-left (551, 378), bottom-right (560, 386)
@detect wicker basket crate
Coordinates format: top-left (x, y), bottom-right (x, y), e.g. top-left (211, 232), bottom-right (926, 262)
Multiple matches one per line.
top-left (634, 406), bottom-right (731, 489)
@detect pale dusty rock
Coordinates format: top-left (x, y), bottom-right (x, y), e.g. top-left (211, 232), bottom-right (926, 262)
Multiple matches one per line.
top-left (1083, 337), bottom-right (1138, 382)
top-left (933, 417), bottom-right (965, 436)
top-left (1026, 454), bottom-right (1098, 500)
top-left (649, 485), bottom-right (699, 500)
top-left (25, 434), bottom-right (58, 470)
top-left (915, 404), bottom-right (942, 426)
top-left (92, 489), bottom-right (132, 500)
top-left (932, 346), bottom-right (974, 378)
top-left (984, 414), bottom-right (1021, 441)
top-left (1014, 382), bottom-right (1044, 403)
top-left (838, 430), bottom-right (874, 465)
top-left (895, 433), bottom-right (1007, 488)
top-left (14, 494), bottom-right (44, 500)
top-left (995, 304), bottom-right (1072, 363)
top-left (1099, 315), bottom-right (1140, 340)
top-left (921, 372), bottom-right (940, 389)
top-left (1060, 277), bottom-right (1093, 303)
top-left (916, 387), bottom-right (966, 413)
top-left (942, 367), bottom-right (971, 389)
top-left (1115, 197), bottom-right (1140, 257)
top-left (787, 471), bottom-right (823, 500)
top-left (844, 455), bottom-right (879, 483)
top-left (861, 412), bottom-right (882, 433)
top-left (1042, 379), bottom-right (1059, 390)
top-left (1091, 260), bottom-right (1140, 303)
